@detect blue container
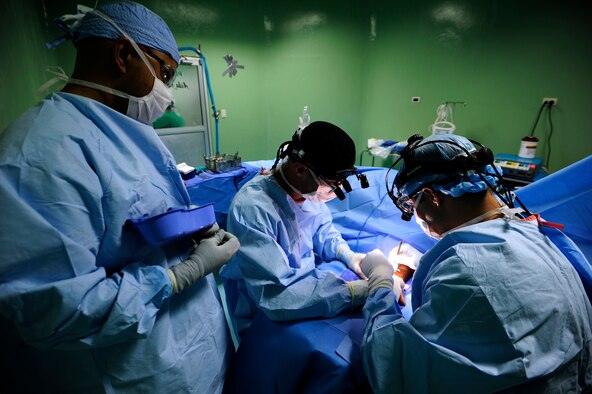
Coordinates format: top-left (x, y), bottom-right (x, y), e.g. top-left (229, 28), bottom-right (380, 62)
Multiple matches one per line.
top-left (130, 204), bottom-right (216, 246)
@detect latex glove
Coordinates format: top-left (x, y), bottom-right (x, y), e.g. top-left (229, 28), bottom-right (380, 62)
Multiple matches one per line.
top-left (390, 242), bottom-right (423, 270)
top-left (392, 275), bottom-right (406, 306)
top-left (360, 250), bottom-right (394, 295)
top-left (362, 250), bottom-right (406, 305)
top-left (336, 244), bottom-right (367, 279)
top-left (197, 222), bottom-right (220, 238)
top-left (168, 229), bottom-right (240, 293)
top-left (395, 264), bottom-right (415, 284)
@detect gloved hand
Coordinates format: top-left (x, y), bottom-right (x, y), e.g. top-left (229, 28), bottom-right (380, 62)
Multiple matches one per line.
top-left (360, 250), bottom-right (394, 295)
top-left (392, 275), bottom-right (406, 306)
top-left (196, 222), bottom-right (220, 238)
top-left (347, 279), bottom-right (369, 306)
top-left (361, 250), bottom-right (407, 305)
top-left (168, 229), bottom-right (240, 293)
top-left (391, 242), bottom-right (423, 271)
top-left (395, 264), bottom-right (415, 284)
top-left (336, 244), bottom-right (367, 279)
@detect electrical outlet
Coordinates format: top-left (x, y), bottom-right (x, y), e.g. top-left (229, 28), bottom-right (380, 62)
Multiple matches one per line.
top-left (411, 96), bottom-right (421, 103)
top-left (220, 109), bottom-right (227, 118)
top-left (542, 97), bottom-right (558, 106)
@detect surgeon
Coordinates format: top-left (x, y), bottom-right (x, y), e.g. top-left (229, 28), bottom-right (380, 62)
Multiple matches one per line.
top-left (219, 121), bottom-right (403, 341)
top-left (360, 134), bottom-right (592, 392)
top-left (0, 2), bottom-right (239, 393)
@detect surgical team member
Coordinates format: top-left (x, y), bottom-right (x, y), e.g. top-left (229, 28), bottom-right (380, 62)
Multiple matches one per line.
top-left (360, 134), bottom-right (592, 392)
top-left (0, 2), bottom-right (239, 393)
top-left (220, 121), bottom-right (377, 340)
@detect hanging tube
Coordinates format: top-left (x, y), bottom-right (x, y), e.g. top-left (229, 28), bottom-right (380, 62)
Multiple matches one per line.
top-left (178, 46), bottom-right (220, 154)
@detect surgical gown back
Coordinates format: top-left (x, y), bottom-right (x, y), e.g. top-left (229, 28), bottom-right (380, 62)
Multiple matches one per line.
top-left (362, 216), bottom-right (592, 393)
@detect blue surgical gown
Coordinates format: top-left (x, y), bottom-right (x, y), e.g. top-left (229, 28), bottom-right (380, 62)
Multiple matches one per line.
top-left (362, 217), bottom-right (592, 393)
top-left (0, 93), bottom-right (232, 393)
top-left (219, 174), bottom-right (357, 339)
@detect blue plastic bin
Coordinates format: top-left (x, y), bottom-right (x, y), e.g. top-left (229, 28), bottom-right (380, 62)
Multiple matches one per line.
top-left (130, 204), bottom-right (216, 246)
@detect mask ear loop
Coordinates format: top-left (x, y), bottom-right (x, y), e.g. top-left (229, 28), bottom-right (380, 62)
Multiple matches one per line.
top-left (90, 9), bottom-right (158, 81)
top-left (271, 140), bottom-right (291, 172)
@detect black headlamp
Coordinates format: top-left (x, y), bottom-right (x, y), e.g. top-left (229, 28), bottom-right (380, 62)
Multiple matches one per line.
top-left (393, 188), bottom-right (425, 221)
top-left (386, 133), bottom-right (526, 222)
top-left (329, 169), bottom-right (369, 200)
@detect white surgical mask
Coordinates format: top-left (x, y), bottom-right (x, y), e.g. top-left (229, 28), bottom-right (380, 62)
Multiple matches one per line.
top-left (127, 78), bottom-right (172, 125)
top-left (67, 9), bottom-right (173, 125)
top-left (413, 192), bottom-right (442, 239)
top-left (416, 216), bottom-right (442, 240)
top-left (305, 184), bottom-right (337, 203)
top-left (67, 77), bottom-right (172, 125)
top-left (278, 165), bottom-right (337, 204)
top-left (306, 168), bottom-right (337, 203)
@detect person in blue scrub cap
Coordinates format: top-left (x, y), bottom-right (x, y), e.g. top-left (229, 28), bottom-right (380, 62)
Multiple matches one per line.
top-left (360, 133), bottom-right (592, 393)
top-left (0, 2), bottom-right (239, 393)
top-left (220, 121), bottom-right (399, 341)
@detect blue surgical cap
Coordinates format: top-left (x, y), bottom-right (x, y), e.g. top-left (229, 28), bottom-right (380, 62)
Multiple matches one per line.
top-left (396, 134), bottom-right (501, 198)
top-left (73, 1), bottom-right (180, 64)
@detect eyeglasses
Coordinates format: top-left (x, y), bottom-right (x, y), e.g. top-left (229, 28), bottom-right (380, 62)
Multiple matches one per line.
top-left (309, 168), bottom-right (347, 200)
top-left (139, 45), bottom-right (176, 88)
top-left (309, 168), bottom-right (339, 188)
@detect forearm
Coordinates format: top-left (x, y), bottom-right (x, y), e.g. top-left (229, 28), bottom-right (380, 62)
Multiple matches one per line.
top-left (0, 206), bottom-right (173, 350)
top-left (316, 224), bottom-right (348, 261)
top-left (1, 262), bottom-right (172, 350)
top-left (237, 241), bottom-right (356, 320)
top-left (248, 265), bottom-right (354, 321)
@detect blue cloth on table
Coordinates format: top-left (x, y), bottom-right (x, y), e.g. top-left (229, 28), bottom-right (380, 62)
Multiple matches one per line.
top-left (327, 167), bottom-right (436, 255)
top-left (222, 311), bottom-right (371, 394)
top-left (516, 155), bottom-right (592, 260)
top-left (185, 162), bottom-right (261, 229)
top-left (516, 155), bottom-right (592, 298)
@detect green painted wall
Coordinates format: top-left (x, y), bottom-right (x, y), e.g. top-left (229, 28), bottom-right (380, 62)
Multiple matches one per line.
top-left (0, 0), bottom-right (61, 129)
top-left (2, 0), bottom-right (590, 173)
